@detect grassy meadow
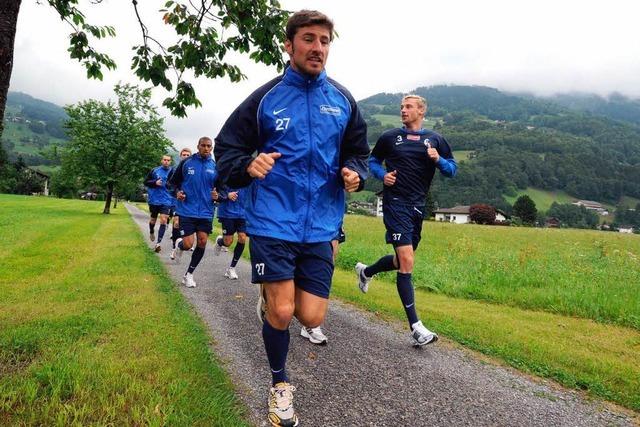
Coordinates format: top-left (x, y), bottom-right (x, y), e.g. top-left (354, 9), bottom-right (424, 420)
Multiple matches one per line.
top-left (333, 215), bottom-right (640, 411)
top-left (0, 195), bottom-right (248, 425)
top-left (2, 195), bottom-right (639, 416)
top-left (338, 216), bottom-right (640, 330)
top-left (504, 187), bottom-right (577, 212)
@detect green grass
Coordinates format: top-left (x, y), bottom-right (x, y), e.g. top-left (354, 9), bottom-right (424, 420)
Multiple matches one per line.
top-left (338, 216), bottom-right (640, 330)
top-left (347, 190), bottom-right (376, 203)
top-left (454, 150), bottom-right (473, 162)
top-left (2, 122), bottom-right (67, 156)
top-left (504, 187), bottom-right (576, 212)
top-left (333, 215), bottom-right (640, 411)
top-left (619, 196), bottom-right (640, 209)
top-left (0, 195), bottom-right (249, 426)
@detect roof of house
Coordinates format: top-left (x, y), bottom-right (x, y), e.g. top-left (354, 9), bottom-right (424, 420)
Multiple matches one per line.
top-left (434, 205), bottom-right (470, 214)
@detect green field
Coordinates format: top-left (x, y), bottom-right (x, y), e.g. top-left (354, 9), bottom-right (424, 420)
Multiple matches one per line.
top-left (338, 216), bottom-right (640, 330)
top-left (334, 215), bottom-right (640, 410)
top-left (0, 195), bottom-right (248, 425)
top-left (3, 195), bottom-right (640, 415)
top-left (504, 187), bottom-right (577, 212)
top-left (2, 121), bottom-right (67, 156)
top-left (454, 150), bottom-right (473, 162)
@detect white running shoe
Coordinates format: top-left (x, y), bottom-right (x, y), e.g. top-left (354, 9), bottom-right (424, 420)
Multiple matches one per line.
top-left (182, 272), bottom-right (196, 288)
top-left (154, 243), bottom-right (162, 253)
top-left (174, 238), bottom-right (183, 261)
top-left (225, 267), bottom-right (239, 280)
top-left (411, 320), bottom-right (438, 347)
top-left (213, 235), bottom-right (223, 256)
top-left (170, 248), bottom-right (177, 260)
top-left (355, 262), bottom-right (372, 293)
top-left (256, 283), bottom-right (266, 323)
top-left (301, 326), bottom-right (328, 345)
top-left (221, 245), bottom-right (229, 252)
top-left (268, 382), bottom-right (298, 427)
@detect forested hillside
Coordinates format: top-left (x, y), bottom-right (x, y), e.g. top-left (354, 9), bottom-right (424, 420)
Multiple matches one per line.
top-left (359, 85), bottom-right (640, 214)
top-left (2, 92), bottom-right (68, 171)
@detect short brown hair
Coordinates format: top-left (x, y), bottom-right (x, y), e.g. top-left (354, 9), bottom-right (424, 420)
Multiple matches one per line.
top-left (198, 136), bottom-right (212, 145)
top-left (402, 94), bottom-right (428, 112)
top-left (179, 147), bottom-right (192, 156)
top-left (286, 10), bottom-right (334, 42)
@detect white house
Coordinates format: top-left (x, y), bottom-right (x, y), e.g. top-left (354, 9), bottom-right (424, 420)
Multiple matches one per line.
top-left (618, 225), bottom-right (635, 234)
top-left (434, 205), bottom-right (508, 224)
top-left (434, 206), bottom-right (471, 224)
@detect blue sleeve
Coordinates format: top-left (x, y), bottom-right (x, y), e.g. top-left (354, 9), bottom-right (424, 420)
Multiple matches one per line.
top-left (436, 157), bottom-right (457, 177)
top-left (433, 134), bottom-right (457, 178)
top-left (369, 155), bottom-right (386, 181)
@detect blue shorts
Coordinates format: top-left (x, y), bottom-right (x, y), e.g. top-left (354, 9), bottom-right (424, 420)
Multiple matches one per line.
top-left (149, 204), bottom-right (172, 218)
top-left (219, 217), bottom-right (247, 236)
top-left (249, 235), bottom-right (334, 299)
top-left (179, 216), bottom-right (213, 236)
top-left (383, 202), bottom-right (425, 250)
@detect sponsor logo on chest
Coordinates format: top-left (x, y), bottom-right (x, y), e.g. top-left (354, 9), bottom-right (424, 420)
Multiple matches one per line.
top-left (187, 167), bottom-right (195, 175)
top-left (320, 105), bottom-right (341, 116)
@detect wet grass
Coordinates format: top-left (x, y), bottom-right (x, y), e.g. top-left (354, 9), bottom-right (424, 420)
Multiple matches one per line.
top-left (0, 194), bottom-right (249, 426)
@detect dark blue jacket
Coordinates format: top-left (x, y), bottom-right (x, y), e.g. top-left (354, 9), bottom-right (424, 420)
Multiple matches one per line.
top-left (144, 166), bottom-right (173, 206)
top-left (216, 187), bottom-right (246, 219)
top-left (214, 66), bottom-right (370, 243)
top-left (169, 153), bottom-right (217, 219)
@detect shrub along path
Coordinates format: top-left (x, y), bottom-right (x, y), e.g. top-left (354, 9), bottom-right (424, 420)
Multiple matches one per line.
top-left (127, 204), bottom-right (636, 426)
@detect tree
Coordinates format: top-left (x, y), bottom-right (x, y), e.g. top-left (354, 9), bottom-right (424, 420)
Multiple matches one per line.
top-left (0, 0), bottom-right (290, 138)
top-left (61, 84), bottom-right (171, 213)
top-left (547, 202), bottom-right (599, 229)
top-left (513, 195), bottom-right (537, 225)
top-left (469, 203), bottom-right (496, 225)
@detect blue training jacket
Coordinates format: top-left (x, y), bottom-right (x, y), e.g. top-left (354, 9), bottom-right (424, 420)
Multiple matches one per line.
top-left (144, 166), bottom-right (174, 207)
top-left (216, 187), bottom-right (246, 219)
top-left (214, 66), bottom-right (370, 243)
top-left (169, 153), bottom-right (217, 219)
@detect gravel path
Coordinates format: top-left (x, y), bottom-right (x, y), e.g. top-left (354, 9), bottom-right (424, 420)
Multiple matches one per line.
top-left (126, 204), bottom-right (636, 427)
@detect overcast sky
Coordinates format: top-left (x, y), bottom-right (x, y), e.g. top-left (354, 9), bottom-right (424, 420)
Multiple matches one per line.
top-left (9, 0), bottom-right (640, 150)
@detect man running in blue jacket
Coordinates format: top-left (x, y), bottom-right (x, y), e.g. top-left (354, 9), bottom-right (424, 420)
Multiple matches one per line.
top-left (144, 154), bottom-right (173, 252)
top-left (169, 137), bottom-right (218, 288)
top-left (356, 94), bottom-right (457, 347)
top-left (212, 186), bottom-right (247, 280)
top-left (214, 10), bottom-right (370, 427)
top-left (169, 147), bottom-right (193, 260)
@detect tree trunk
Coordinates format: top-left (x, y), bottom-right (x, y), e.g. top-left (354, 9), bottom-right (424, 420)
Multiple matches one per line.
top-left (113, 195), bottom-right (118, 208)
top-left (103, 184), bottom-right (113, 214)
top-left (0, 0), bottom-right (22, 139)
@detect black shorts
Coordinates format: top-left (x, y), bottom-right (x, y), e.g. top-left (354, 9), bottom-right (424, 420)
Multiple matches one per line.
top-left (333, 226), bottom-right (346, 244)
top-left (219, 217), bottom-right (247, 236)
top-left (149, 204), bottom-right (172, 218)
top-left (179, 216), bottom-right (213, 236)
top-left (383, 202), bottom-right (425, 250)
top-left (249, 235), bottom-right (334, 299)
